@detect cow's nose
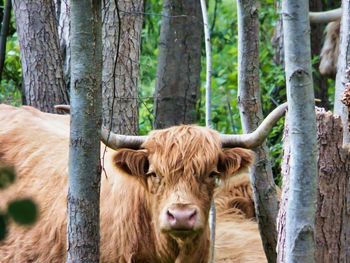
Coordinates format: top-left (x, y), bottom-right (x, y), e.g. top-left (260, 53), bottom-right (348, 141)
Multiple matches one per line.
top-left (167, 207), bottom-right (197, 230)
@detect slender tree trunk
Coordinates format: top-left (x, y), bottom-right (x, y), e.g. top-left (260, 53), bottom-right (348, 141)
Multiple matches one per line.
top-left (153, 0), bottom-right (202, 129)
top-left (12, 0), bottom-right (69, 113)
top-left (237, 1), bottom-right (278, 262)
top-left (0, 0), bottom-right (11, 83)
top-left (67, 0), bottom-right (102, 262)
top-left (56, 0), bottom-right (70, 88)
top-left (102, 0), bottom-right (143, 135)
top-left (334, 0), bottom-right (350, 146)
top-left (277, 108), bottom-right (350, 262)
top-left (281, 0), bottom-right (318, 262)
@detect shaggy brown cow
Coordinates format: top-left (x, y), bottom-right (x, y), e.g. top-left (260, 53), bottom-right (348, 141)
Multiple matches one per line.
top-left (319, 19), bottom-right (340, 78)
top-left (214, 173), bottom-right (267, 263)
top-left (309, 8), bottom-right (342, 78)
top-left (0, 104), bottom-right (274, 262)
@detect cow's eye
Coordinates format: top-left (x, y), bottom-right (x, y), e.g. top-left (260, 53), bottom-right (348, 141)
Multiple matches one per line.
top-left (147, 172), bottom-right (157, 178)
top-left (209, 171), bottom-right (219, 178)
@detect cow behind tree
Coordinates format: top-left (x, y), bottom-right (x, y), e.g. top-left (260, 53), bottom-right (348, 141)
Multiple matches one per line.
top-left (0, 104), bottom-right (285, 262)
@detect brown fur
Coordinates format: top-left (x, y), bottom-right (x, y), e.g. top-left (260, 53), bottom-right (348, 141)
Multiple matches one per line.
top-left (0, 104), bottom-right (265, 262)
top-left (319, 19), bottom-right (340, 78)
top-left (214, 174), bottom-right (267, 263)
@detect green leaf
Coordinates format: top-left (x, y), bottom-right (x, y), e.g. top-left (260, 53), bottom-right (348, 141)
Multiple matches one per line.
top-left (0, 166), bottom-right (16, 189)
top-left (8, 199), bottom-right (37, 225)
top-left (0, 214), bottom-right (6, 240)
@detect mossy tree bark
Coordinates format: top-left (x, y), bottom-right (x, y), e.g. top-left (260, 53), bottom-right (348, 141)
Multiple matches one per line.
top-left (67, 0), bottom-right (102, 262)
top-left (236, 1), bottom-right (279, 262)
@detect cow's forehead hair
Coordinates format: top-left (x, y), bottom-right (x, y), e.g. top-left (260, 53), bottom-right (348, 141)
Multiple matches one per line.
top-left (142, 125), bottom-right (222, 177)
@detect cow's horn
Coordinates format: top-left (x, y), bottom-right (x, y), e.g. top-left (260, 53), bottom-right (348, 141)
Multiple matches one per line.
top-left (309, 8), bottom-right (341, 24)
top-left (54, 104), bottom-right (71, 112)
top-left (220, 102), bottom-right (288, 149)
top-left (101, 128), bottom-right (147, 149)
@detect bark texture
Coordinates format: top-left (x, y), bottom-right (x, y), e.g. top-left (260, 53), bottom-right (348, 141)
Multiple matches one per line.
top-left (102, 0), bottom-right (143, 134)
top-left (12, 0), bottom-right (69, 113)
top-left (334, 0), bottom-right (350, 145)
top-left (67, 0), bottom-right (102, 262)
top-left (277, 108), bottom-right (350, 263)
top-left (153, 0), bottom-right (202, 129)
top-left (282, 0), bottom-right (318, 262)
top-left (237, 1), bottom-right (278, 262)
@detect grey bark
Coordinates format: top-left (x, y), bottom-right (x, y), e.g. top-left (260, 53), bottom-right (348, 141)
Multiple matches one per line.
top-left (102, 0), bottom-right (143, 135)
top-left (334, 0), bottom-right (350, 145)
top-left (12, 0), bottom-right (69, 113)
top-left (277, 108), bottom-right (350, 263)
top-left (237, 1), bottom-right (278, 262)
top-left (153, 0), bottom-right (203, 129)
top-left (281, 0), bottom-right (318, 262)
top-left (67, 0), bottom-right (102, 262)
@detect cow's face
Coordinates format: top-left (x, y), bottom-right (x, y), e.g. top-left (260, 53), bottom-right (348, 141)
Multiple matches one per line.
top-left (113, 126), bottom-right (253, 241)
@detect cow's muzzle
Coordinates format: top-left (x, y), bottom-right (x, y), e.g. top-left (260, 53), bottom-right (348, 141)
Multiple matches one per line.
top-left (161, 204), bottom-right (202, 238)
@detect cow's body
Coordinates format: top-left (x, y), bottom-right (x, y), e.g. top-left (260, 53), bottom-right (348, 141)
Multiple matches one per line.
top-left (0, 104), bottom-right (266, 262)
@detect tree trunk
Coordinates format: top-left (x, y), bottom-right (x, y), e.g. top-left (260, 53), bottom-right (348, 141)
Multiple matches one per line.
top-left (102, 0), bottom-right (143, 135)
top-left (12, 0), bottom-right (69, 113)
top-left (281, 0), bottom-right (318, 261)
top-left (277, 108), bottom-right (350, 262)
top-left (153, 0), bottom-right (202, 129)
top-left (55, 0), bottom-right (70, 88)
top-left (67, 0), bottom-right (102, 262)
top-left (236, 1), bottom-right (279, 262)
top-left (334, 0), bottom-right (350, 145)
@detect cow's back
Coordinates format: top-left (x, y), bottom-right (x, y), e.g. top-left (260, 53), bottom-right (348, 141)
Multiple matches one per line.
top-left (0, 105), bottom-right (156, 262)
top-left (0, 104), bottom-right (70, 262)
top-left (214, 174), bottom-right (268, 263)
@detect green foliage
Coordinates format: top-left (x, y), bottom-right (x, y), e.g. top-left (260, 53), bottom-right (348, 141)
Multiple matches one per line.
top-left (0, 214), bottom-right (6, 240)
top-left (0, 166), bottom-right (16, 189)
top-left (138, 0), bottom-right (163, 134)
top-left (7, 199), bottom-right (37, 225)
top-left (0, 167), bottom-right (37, 240)
top-left (0, 15), bottom-right (22, 106)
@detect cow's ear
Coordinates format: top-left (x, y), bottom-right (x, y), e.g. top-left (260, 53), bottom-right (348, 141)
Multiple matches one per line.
top-left (217, 148), bottom-right (253, 178)
top-left (113, 149), bottom-right (149, 179)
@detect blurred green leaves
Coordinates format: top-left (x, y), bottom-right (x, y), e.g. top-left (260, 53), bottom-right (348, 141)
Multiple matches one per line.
top-left (0, 167), bottom-right (37, 240)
